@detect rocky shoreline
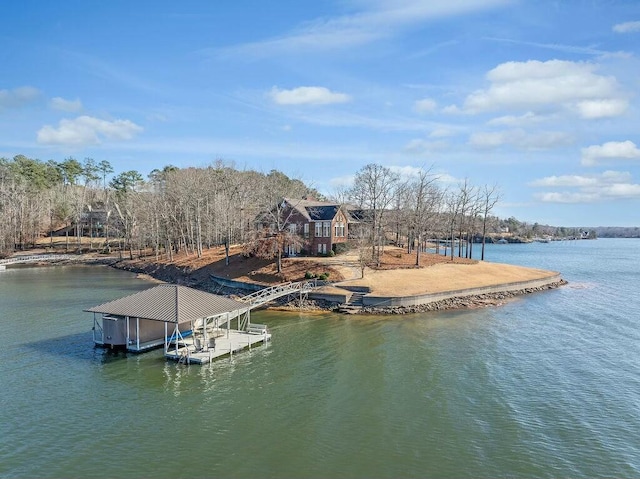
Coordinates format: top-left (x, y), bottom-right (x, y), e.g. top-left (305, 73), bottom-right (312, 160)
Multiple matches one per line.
top-left (355, 279), bottom-right (568, 314)
top-left (42, 254), bottom-right (568, 315)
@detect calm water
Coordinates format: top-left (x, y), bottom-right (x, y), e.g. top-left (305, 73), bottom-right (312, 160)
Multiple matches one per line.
top-left (1, 239), bottom-right (639, 478)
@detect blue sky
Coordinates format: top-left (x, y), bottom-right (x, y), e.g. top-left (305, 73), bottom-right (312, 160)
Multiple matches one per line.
top-left (1, 0), bottom-right (639, 227)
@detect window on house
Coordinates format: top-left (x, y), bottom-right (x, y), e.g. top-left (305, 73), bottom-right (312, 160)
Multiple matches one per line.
top-left (322, 244), bottom-right (327, 254)
top-left (315, 222), bottom-right (322, 237)
top-left (317, 243), bottom-right (322, 254)
top-left (334, 222), bottom-right (345, 237)
top-left (289, 223), bottom-right (297, 234)
top-left (323, 221), bottom-right (330, 237)
top-left (304, 223), bottom-right (309, 238)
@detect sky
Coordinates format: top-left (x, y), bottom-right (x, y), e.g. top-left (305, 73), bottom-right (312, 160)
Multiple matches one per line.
top-left (1, 0), bottom-right (639, 227)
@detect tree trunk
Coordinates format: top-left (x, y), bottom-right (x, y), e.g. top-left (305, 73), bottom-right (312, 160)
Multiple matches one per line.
top-left (481, 216), bottom-right (487, 261)
top-left (276, 248), bottom-right (282, 274)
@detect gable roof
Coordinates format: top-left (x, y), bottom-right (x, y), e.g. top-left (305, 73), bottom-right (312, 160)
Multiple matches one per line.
top-left (284, 198), bottom-right (343, 222)
top-left (84, 284), bottom-right (247, 323)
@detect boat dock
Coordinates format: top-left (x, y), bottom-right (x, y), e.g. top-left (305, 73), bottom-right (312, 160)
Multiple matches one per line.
top-left (86, 281), bottom-right (315, 365)
top-left (164, 324), bottom-right (271, 364)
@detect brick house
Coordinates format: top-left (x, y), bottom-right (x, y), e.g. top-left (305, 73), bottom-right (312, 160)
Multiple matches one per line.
top-left (279, 198), bottom-right (350, 256)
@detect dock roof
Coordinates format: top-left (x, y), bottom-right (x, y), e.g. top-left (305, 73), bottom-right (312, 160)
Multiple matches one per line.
top-left (85, 284), bottom-right (248, 323)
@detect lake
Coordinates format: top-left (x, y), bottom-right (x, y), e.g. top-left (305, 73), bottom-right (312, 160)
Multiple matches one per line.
top-left (1, 238), bottom-right (639, 478)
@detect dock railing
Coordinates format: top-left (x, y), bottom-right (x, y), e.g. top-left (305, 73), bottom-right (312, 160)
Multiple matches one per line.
top-left (240, 280), bottom-right (317, 309)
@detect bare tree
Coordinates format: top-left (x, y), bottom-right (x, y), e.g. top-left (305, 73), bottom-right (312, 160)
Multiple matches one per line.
top-left (406, 167), bottom-right (440, 266)
top-left (247, 170), bottom-right (310, 274)
top-left (349, 163), bottom-right (399, 267)
top-left (110, 170), bottom-right (143, 260)
top-left (480, 184), bottom-right (501, 261)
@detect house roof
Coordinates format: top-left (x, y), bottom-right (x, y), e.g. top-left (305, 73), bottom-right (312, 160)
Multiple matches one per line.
top-left (84, 284), bottom-right (248, 323)
top-left (284, 198), bottom-right (343, 222)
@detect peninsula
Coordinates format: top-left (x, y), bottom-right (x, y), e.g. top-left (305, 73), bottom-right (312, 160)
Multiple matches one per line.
top-left (109, 244), bottom-right (565, 315)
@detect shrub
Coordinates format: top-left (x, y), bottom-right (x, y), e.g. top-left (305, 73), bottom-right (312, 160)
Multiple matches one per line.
top-left (334, 242), bottom-right (350, 255)
top-left (318, 273), bottom-right (329, 281)
top-left (328, 250), bottom-right (335, 257)
top-left (304, 271), bottom-right (316, 279)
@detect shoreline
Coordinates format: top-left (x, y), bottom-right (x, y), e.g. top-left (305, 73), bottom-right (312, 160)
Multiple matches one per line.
top-left (7, 252), bottom-right (567, 315)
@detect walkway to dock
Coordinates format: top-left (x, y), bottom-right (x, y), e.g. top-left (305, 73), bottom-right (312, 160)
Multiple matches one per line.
top-left (240, 280), bottom-right (316, 308)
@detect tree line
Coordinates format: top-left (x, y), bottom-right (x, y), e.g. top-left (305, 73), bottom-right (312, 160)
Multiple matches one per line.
top-left (1, 155), bottom-right (508, 266)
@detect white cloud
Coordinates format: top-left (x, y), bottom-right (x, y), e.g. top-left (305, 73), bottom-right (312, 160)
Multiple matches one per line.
top-left (485, 37), bottom-right (611, 57)
top-left (601, 170), bottom-right (633, 183)
top-left (461, 60), bottom-right (627, 119)
top-left (389, 165), bottom-right (428, 179)
top-left (429, 127), bottom-right (454, 138)
top-left (404, 139), bottom-right (448, 155)
top-left (600, 183), bottom-right (640, 197)
top-left (270, 86), bottom-right (351, 105)
top-left (469, 129), bottom-right (572, 150)
top-left (442, 104), bottom-right (462, 114)
top-left (50, 97), bottom-right (83, 112)
top-left (432, 172), bottom-right (460, 184)
top-left (37, 115), bottom-right (143, 146)
top-left (581, 140), bottom-right (640, 166)
top-left (529, 175), bottom-right (599, 188)
top-left (534, 191), bottom-right (599, 203)
top-left (469, 131), bottom-right (506, 148)
top-left (329, 174), bottom-right (355, 188)
top-left (414, 98), bottom-right (437, 113)
top-left (215, 0), bottom-right (511, 56)
top-left (487, 111), bottom-right (542, 126)
top-left (613, 21), bottom-right (640, 33)
top-left (532, 170), bottom-right (640, 203)
top-left (576, 99), bottom-right (627, 119)
top-left (0, 86), bottom-right (40, 109)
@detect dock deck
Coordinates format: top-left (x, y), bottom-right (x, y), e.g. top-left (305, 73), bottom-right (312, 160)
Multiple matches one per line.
top-left (164, 329), bottom-right (271, 364)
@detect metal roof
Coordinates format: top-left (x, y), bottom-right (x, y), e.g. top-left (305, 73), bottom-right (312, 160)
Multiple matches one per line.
top-left (84, 284), bottom-right (248, 323)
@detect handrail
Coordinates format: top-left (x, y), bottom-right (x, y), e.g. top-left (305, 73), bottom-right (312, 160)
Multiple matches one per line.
top-left (240, 280), bottom-right (317, 308)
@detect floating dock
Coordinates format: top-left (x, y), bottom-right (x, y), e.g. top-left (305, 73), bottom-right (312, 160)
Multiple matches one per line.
top-left (164, 324), bottom-right (271, 364)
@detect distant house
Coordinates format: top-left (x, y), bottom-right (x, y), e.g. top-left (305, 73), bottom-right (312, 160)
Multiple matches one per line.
top-left (267, 198), bottom-right (350, 256)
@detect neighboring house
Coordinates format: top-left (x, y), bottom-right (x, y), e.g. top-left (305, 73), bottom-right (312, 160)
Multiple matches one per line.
top-left (271, 198), bottom-right (350, 256)
top-left (51, 208), bottom-right (111, 238)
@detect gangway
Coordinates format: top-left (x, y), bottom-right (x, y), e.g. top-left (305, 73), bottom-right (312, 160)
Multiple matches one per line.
top-left (240, 280), bottom-right (316, 308)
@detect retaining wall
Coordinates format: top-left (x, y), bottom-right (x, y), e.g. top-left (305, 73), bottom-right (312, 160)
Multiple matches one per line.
top-left (362, 274), bottom-right (563, 308)
top-left (210, 275), bottom-right (264, 292)
top-left (308, 291), bottom-right (350, 303)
